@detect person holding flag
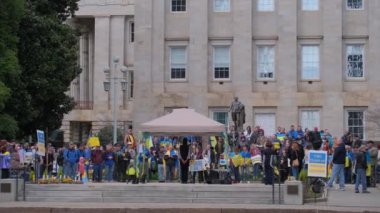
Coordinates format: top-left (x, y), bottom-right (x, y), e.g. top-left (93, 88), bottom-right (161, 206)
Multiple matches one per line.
top-left (124, 126), bottom-right (136, 149)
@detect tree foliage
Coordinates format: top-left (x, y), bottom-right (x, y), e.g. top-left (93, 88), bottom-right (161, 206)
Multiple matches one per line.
top-left (97, 126), bottom-right (124, 147)
top-left (4, 0), bottom-right (81, 138)
top-left (0, 0), bottom-right (25, 139)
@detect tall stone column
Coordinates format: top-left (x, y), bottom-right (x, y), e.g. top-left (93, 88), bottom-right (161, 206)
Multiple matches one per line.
top-left (321, 0), bottom-right (344, 137)
top-left (277, 0), bottom-right (298, 127)
top-left (188, 0), bottom-right (208, 115)
top-left (367, 0), bottom-right (380, 140)
top-left (133, 0), bottom-right (154, 129)
top-left (93, 16), bottom-right (111, 119)
top-left (110, 15), bottom-right (126, 112)
top-left (151, 0), bottom-right (165, 96)
top-left (232, 0), bottom-right (253, 126)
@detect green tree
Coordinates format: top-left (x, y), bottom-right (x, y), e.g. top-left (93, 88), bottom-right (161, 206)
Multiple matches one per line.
top-left (0, 0), bottom-right (25, 139)
top-left (97, 126), bottom-right (124, 147)
top-left (5, 0), bottom-right (81, 138)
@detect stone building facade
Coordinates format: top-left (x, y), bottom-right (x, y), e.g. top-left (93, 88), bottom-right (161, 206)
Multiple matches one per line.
top-left (63, 0), bottom-right (380, 143)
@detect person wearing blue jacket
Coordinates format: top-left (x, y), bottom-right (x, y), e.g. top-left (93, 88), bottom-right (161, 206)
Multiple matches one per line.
top-left (103, 144), bottom-right (116, 182)
top-left (65, 143), bottom-right (79, 179)
top-left (287, 125), bottom-right (298, 140)
top-left (327, 139), bottom-right (346, 191)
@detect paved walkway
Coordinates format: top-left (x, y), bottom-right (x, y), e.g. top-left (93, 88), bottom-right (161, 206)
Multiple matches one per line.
top-left (322, 184), bottom-right (380, 209)
top-left (0, 183), bottom-right (379, 212)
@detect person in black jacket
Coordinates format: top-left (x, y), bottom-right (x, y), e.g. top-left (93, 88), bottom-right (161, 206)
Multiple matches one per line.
top-left (327, 138), bottom-right (346, 190)
top-left (179, 138), bottom-right (190, 184)
top-left (262, 139), bottom-right (276, 185)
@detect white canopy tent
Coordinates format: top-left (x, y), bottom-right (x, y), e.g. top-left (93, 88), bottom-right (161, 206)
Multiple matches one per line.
top-left (140, 108), bottom-right (225, 136)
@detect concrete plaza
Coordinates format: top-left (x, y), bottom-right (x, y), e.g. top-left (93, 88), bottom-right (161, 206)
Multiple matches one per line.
top-left (0, 183), bottom-right (379, 213)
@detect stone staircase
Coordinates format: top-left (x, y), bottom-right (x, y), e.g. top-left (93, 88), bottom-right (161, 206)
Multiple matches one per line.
top-left (19, 183), bottom-right (284, 204)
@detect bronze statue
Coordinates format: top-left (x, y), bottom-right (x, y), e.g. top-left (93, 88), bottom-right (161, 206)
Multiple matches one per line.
top-left (229, 97), bottom-right (245, 132)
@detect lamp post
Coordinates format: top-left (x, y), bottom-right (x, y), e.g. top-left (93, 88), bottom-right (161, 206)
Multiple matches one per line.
top-left (103, 57), bottom-right (128, 145)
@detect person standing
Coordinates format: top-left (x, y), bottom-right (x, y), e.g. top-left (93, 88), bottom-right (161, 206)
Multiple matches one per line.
top-left (66, 143), bottom-right (79, 179)
top-left (289, 142), bottom-right (303, 180)
top-left (287, 125), bottom-right (298, 141)
top-left (116, 144), bottom-right (127, 182)
top-left (354, 145), bottom-right (370, 193)
top-left (0, 142), bottom-right (11, 179)
top-left (164, 144), bottom-right (178, 182)
top-left (367, 141), bottom-right (378, 187)
top-left (250, 144), bottom-right (261, 181)
top-left (240, 145), bottom-right (251, 183)
top-left (179, 138), bottom-right (190, 184)
top-left (215, 137), bottom-right (225, 166)
top-left (137, 140), bottom-right (150, 183)
top-left (103, 144), bottom-right (116, 182)
top-left (262, 139), bottom-right (276, 185)
top-left (156, 145), bottom-right (166, 182)
top-left (40, 147), bottom-right (54, 178)
top-left (327, 138), bottom-right (346, 191)
top-left (124, 126), bottom-right (136, 149)
top-left (91, 146), bottom-right (103, 182)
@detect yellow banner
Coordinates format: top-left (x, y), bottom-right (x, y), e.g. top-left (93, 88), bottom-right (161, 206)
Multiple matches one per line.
top-left (87, 137), bottom-right (100, 147)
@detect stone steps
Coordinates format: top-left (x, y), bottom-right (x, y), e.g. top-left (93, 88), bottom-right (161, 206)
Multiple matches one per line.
top-left (19, 183), bottom-right (284, 204)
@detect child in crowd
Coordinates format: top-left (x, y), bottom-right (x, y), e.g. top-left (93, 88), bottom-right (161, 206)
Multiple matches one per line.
top-left (78, 157), bottom-right (85, 181)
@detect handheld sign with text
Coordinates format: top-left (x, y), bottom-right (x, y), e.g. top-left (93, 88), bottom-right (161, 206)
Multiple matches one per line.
top-left (308, 150), bottom-right (328, 177)
top-left (36, 130), bottom-right (46, 156)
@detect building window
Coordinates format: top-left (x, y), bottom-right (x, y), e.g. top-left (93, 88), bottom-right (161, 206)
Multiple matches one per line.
top-left (254, 113), bottom-right (276, 136)
top-left (171, 0), bottom-right (186, 12)
top-left (301, 45), bottom-right (320, 80)
top-left (302, 0), bottom-right (319, 11)
top-left (300, 109), bottom-right (320, 131)
top-left (210, 108), bottom-right (229, 132)
top-left (347, 0), bottom-right (363, 10)
top-left (129, 22), bottom-right (134, 43)
top-left (346, 44), bottom-right (364, 78)
top-left (170, 47), bottom-right (187, 80)
top-left (346, 109), bottom-right (365, 140)
top-left (257, 0), bottom-right (274, 11)
top-left (214, 0), bottom-right (230, 12)
top-left (128, 71), bottom-right (134, 98)
top-left (213, 46), bottom-right (230, 80)
top-left (257, 46), bottom-right (275, 80)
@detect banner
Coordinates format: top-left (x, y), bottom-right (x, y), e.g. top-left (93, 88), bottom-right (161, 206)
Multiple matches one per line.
top-left (276, 133), bottom-right (286, 141)
top-left (87, 137), bottom-right (100, 147)
top-left (36, 130), bottom-right (45, 156)
top-left (308, 150), bottom-right (328, 177)
top-left (189, 159), bottom-right (206, 172)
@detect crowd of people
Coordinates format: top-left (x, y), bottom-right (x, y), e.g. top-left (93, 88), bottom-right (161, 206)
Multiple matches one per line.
top-left (0, 125), bottom-right (379, 194)
top-left (227, 124), bottom-right (380, 193)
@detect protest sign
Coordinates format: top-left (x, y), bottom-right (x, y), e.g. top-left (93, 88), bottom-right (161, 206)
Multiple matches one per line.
top-left (308, 150), bottom-right (328, 177)
top-left (189, 159), bottom-right (206, 172)
top-left (36, 130), bottom-right (45, 156)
